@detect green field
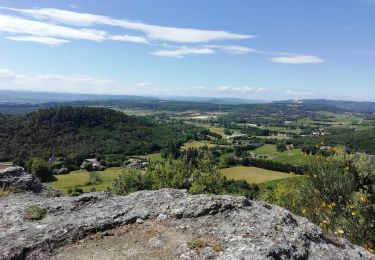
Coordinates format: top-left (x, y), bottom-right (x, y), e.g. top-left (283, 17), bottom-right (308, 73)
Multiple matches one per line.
top-left (222, 166), bottom-right (296, 184)
top-left (138, 152), bottom-right (163, 162)
top-left (182, 140), bottom-right (216, 150)
top-left (50, 167), bottom-right (123, 195)
top-left (252, 144), bottom-right (305, 165)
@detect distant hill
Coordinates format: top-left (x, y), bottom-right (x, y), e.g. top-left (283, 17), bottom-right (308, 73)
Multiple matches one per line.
top-left (276, 99), bottom-right (375, 113)
top-left (0, 106), bottom-right (200, 161)
top-left (159, 96), bottom-right (269, 105)
top-left (0, 90), bottom-right (155, 104)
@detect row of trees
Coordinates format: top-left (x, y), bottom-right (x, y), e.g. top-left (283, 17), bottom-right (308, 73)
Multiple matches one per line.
top-left (113, 152), bottom-right (260, 199)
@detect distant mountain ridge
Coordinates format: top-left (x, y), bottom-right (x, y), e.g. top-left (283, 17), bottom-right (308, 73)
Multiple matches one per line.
top-left (275, 99), bottom-right (375, 113)
top-left (0, 90), bottom-right (155, 103)
top-left (1, 90), bottom-right (375, 113)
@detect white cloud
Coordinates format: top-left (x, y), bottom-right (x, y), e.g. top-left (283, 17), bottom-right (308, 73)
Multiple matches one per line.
top-left (0, 14), bottom-right (148, 45)
top-left (218, 86), bottom-right (266, 94)
top-left (0, 68), bottom-right (117, 93)
top-left (110, 35), bottom-right (148, 44)
top-left (150, 44), bottom-right (256, 58)
top-left (285, 89), bottom-right (314, 97)
top-left (205, 45), bottom-right (257, 54)
top-left (270, 54), bottom-right (324, 64)
top-left (151, 47), bottom-right (214, 58)
top-left (5, 36), bottom-right (69, 46)
top-left (1, 6), bottom-right (253, 43)
top-left (0, 68), bottom-right (16, 77)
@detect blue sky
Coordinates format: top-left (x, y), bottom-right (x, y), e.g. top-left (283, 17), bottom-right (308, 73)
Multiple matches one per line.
top-left (0, 0), bottom-right (374, 100)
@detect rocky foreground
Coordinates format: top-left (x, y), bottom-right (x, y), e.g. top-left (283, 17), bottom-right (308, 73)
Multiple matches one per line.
top-left (0, 167), bottom-right (374, 260)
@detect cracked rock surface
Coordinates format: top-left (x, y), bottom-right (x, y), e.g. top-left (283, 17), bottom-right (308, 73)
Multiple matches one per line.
top-left (0, 167), bottom-right (374, 259)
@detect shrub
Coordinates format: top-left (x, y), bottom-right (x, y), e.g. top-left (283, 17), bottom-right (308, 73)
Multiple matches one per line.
top-left (29, 157), bottom-right (52, 182)
top-left (82, 161), bottom-right (94, 172)
top-left (67, 187), bottom-right (84, 196)
top-left (276, 143), bottom-right (287, 152)
top-left (297, 152), bottom-right (375, 251)
top-left (189, 155), bottom-right (225, 195)
top-left (224, 129), bottom-right (232, 135)
top-left (113, 169), bottom-right (150, 195)
top-left (224, 179), bottom-right (260, 199)
top-left (24, 205), bottom-right (47, 220)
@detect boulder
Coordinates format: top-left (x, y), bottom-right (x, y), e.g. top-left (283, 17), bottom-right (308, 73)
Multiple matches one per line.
top-left (0, 167), bottom-right (54, 195)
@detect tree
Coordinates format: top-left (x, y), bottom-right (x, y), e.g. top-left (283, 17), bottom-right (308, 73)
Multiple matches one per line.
top-left (189, 154), bottom-right (225, 194)
top-left (276, 143), bottom-right (287, 152)
top-left (113, 168), bottom-right (150, 195)
top-left (224, 129), bottom-right (232, 135)
top-left (29, 158), bottom-right (52, 182)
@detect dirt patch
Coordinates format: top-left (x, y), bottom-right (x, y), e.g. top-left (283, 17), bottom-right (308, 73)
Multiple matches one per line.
top-left (53, 220), bottom-right (194, 260)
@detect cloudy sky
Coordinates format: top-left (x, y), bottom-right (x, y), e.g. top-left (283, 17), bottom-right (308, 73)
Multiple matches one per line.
top-left (0, 0), bottom-right (374, 100)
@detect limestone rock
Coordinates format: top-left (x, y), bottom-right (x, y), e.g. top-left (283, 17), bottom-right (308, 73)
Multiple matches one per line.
top-left (0, 167), bottom-right (54, 195)
top-left (0, 168), bottom-right (373, 259)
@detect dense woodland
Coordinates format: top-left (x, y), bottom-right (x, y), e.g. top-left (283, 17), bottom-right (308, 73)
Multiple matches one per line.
top-left (0, 107), bottom-right (203, 162)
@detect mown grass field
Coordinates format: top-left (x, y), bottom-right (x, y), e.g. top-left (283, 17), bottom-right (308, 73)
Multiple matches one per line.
top-left (50, 167), bottom-right (123, 195)
top-left (252, 144), bottom-right (305, 165)
top-left (222, 166), bottom-right (296, 184)
top-left (182, 140), bottom-right (216, 150)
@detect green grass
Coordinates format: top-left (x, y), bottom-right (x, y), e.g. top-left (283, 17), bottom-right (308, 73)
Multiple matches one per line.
top-left (252, 144), bottom-right (305, 165)
top-left (50, 167), bottom-right (123, 195)
top-left (259, 126), bottom-right (301, 134)
top-left (258, 176), bottom-right (306, 191)
top-left (24, 205), bottom-right (47, 220)
top-left (182, 140), bottom-right (216, 150)
top-left (138, 152), bottom-right (163, 162)
top-left (222, 166), bottom-right (296, 184)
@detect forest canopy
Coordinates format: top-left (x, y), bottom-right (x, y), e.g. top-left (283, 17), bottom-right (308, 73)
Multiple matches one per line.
top-left (0, 106), bottom-right (202, 161)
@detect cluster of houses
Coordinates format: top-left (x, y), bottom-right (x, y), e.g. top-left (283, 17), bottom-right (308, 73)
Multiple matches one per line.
top-left (48, 154), bottom-right (149, 175)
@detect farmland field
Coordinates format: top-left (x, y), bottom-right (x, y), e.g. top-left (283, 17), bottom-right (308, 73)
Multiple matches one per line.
top-left (138, 152), bottom-right (163, 162)
top-left (252, 144), bottom-right (305, 165)
top-left (182, 140), bottom-right (216, 149)
top-left (50, 167), bottom-right (123, 195)
top-left (222, 166), bottom-right (296, 184)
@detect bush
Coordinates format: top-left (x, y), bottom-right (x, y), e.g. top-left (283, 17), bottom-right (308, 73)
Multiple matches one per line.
top-left (24, 205), bottom-right (47, 220)
top-left (189, 155), bottom-right (225, 194)
top-left (67, 187), bottom-right (84, 196)
top-left (113, 152), bottom-right (262, 200)
top-left (224, 179), bottom-right (259, 199)
top-left (224, 129), bottom-right (232, 135)
top-left (276, 143), bottom-right (287, 152)
top-left (113, 169), bottom-right (150, 195)
top-left (82, 161), bottom-right (94, 172)
top-left (297, 152), bottom-right (375, 251)
top-left (29, 158), bottom-right (52, 182)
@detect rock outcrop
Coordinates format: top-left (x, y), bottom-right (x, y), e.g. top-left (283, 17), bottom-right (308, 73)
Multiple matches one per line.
top-left (0, 168), bottom-right (373, 260)
top-left (0, 167), bottom-right (54, 195)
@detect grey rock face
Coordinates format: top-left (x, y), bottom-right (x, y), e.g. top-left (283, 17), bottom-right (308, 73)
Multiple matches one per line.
top-left (0, 168), bottom-right (373, 259)
top-left (0, 167), bottom-right (54, 195)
